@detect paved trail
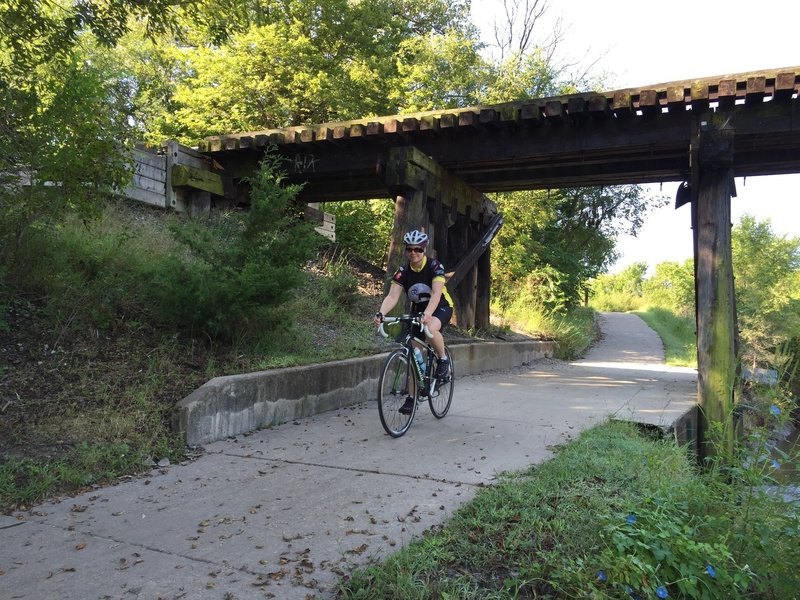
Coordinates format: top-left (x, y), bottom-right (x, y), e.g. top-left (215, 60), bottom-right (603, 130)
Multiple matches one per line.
top-left (1, 312), bottom-right (697, 600)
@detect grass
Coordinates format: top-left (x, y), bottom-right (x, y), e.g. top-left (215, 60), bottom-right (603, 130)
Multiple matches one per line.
top-left (338, 420), bottom-right (800, 599)
top-left (635, 305), bottom-right (698, 367)
top-left (0, 200), bottom-right (573, 510)
top-left (492, 304), bottom-right (598, 360)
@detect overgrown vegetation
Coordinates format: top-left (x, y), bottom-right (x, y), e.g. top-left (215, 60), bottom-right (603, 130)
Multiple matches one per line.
top-left (339, 417), bottom-right (799, 599)
top-left (590, 217), bottom-right (800, 387)
top-left (0, 156), bottom-right (394, 511)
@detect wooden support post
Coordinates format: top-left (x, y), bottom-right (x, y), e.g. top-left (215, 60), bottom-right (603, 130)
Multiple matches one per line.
top-left (694, 114), bottom-right (738, 463)
top-left (384, 187), bottom-right (427, 296)
top-left (476, 244), bottom-right (491, 329)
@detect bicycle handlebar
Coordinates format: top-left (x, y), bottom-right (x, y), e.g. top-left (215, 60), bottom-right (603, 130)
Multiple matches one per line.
top-left (377, 314), bottom-right (434, 339)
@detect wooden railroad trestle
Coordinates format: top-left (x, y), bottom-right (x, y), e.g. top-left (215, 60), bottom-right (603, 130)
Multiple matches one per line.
top-left (193, 66), bottom-right (800, 460)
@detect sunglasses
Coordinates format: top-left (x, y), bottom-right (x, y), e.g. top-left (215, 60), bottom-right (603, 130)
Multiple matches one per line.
top-left (405, 246), bottom-right (425, 254)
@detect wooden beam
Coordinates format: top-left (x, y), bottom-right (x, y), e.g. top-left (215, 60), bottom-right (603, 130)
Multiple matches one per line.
top-left (445, 213), bottom-right (504, 290)
top-left (170, 164), bottom-right (224, 196)
top-left (694, 115), bottom-right (738, 463)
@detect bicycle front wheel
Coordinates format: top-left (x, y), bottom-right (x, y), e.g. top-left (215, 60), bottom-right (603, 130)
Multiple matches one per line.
top-left (378, 349), bottom-right (417, 437)
top-left (429, 346), bottom-right (454, 418)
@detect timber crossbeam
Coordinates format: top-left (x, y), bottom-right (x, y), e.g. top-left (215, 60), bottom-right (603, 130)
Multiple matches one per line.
top-left (198, 67), bottom-right (800, 203)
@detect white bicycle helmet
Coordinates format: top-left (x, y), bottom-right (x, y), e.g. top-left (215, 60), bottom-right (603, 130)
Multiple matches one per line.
top-left (403, 229), bottom-right (428, 246)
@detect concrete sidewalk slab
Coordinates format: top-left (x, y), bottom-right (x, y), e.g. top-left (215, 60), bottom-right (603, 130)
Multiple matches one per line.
top-left (1, 312), bottom-right (698, 600)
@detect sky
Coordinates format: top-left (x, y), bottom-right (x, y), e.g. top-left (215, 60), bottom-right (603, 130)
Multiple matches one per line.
top-left (470, 0), bottom-right (800, 273)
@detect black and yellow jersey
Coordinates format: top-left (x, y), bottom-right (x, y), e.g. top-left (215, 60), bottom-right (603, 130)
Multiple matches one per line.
top-left (391, 256), bottom-right (453, 312)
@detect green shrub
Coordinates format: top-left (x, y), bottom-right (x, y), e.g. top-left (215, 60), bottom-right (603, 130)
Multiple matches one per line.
top-left (145, 153), bottom-right (321, 340)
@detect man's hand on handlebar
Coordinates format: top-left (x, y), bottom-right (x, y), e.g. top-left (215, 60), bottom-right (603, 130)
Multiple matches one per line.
top-left (373, 311), bottom-right (383, 326)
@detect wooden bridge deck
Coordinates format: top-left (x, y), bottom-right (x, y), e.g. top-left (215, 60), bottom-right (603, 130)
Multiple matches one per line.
top-left (199, 66), bottom-right (800, 202)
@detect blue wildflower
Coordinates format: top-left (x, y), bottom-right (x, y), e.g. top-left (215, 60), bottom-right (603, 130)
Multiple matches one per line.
top-left (706, 563), bottom-right (716, 578)
top-left (626, 513), bottom-right (637, 525)
top-left (596, 570), bottom-right (607, 582)
top-left (656, 586), bottom-right (669, 598)
top-left (772, 459), bottom-right (781, 469)
top-left (770, 405), bottom-right (781, 415)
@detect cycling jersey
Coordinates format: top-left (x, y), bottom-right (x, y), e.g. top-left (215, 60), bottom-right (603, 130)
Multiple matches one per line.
top-left (391, 256), bottom-right (453, 313)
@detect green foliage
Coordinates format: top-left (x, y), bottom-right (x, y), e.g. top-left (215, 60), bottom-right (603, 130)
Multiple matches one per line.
top-left (590, 262), bottom-right (648, 312)
top-left (635, 306), bottom-right (697, 367)
top-left (492, 186), bottom-right (666, 312)
top-left (596, 501), bottom-right (749, 598)
top-left (391, 28), bottom-right (489, 111)
top-left (492, 302), bottom-right (596, 359)
top-left (135, 0), bottom-right (480, 143)
top-left (146, 154), bottom-right (321, 339)
top-left (732, 215), bottom-right (800, 369)
top-left (340, 421), bottom-right (799, 599)
top-left (0, 49), bottom-right (134, 271)
top-left (0, 442), bottom-right (161, 509)
top-left (0, 0), bottom-right (180, 71)
top-left (325, 199), bottom-right (394, 268)
top-left (642, 259), bottom-right (696, 317)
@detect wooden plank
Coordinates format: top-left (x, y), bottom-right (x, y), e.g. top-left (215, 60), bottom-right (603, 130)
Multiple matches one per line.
top-left (366, 121), bottom-right (384, 135)
top-left (774, 71), bottom-right (797, 101)
top-left (350, 124), bottom-right (367, 137)
top-left (520, 103), bottom-right (542, 124)
top-left (420, 116), bottom-right (440, 132)
top-left (132, 149), bottom-right (166, 170)
top-left (611, 91), bottom-right (632, 117)
top-left (745, 76), bottom-right (766, 104)
top-left (333, 125), bottom-right (349, 139)
top-left (499, 105), bottom-right (519, 124)
top-left (439, 113), bottom-right (457, 129)
top-left (166, 141), bottom-right (210, 169)
top-left (566, 97), bottom-right (587, 120)
top-left (402, 117), bottom-right (420, 132)
top-left (479, 108), bottom-right (500, 126)
top-left (171, 164), bottom-right (224, 196)
top-left (383, 119), bottom-right (401, 134)
top-left (445, 213), bottom-right (503, 290)
top-left (122, 184), bottom-right (166, 208)
top-left (666, 86), bottom-right (686, 112)
top-left (587, 94), bottom-right (610, 118)
top-left (638, 89), bottom-right (660, 117)
top-left (544, 100), bottom-right (566, 122)
top-left (298, 128), bottom-right (314, 143)
top-left (717, 79), bottom-right (737, 109)
top-left (133, 160), bottom-right (166, 181)
top-left (132, 172), bottom-right (165, 194)
top-left (695, 115), bottom-right (737, 462)
top-left (458, 111), bottom-right (479, 128)
top-left (690, 82), bottom-right (710, 112)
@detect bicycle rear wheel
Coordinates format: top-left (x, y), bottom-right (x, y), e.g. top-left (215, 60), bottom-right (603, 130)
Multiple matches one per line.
top-left (429, 346), bottom-right (454, 418)
top-left (378, 349), bottom-right (417, 437)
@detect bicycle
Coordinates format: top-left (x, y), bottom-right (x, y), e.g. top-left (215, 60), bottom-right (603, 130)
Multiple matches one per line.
top-left (376, 313), bottom-right (454, 437)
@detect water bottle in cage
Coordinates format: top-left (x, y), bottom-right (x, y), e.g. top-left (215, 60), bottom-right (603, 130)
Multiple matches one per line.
top-left (413, 347), bottom-right (426, 374)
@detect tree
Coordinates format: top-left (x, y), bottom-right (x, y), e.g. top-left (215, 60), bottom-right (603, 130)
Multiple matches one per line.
top-left (0, 46), bottom-right (134, 271)
top-left (643, 260), bottom-right (695, 317)
top-left (492, 185), bottom-right (666, 311)
top-left (732, 214), bottom-right (800, 369)
top-left (131, 0), bottom-right (481, 144)
top-left (590, 263), bottom-right (647, 312)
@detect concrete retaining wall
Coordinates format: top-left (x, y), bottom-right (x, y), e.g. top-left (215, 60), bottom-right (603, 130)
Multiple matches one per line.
top-left (172, 340), bottom-right (557, 446)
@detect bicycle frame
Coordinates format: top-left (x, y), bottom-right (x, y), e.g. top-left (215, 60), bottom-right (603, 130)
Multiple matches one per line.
top-left (376, 313), bottom-right (454, 437)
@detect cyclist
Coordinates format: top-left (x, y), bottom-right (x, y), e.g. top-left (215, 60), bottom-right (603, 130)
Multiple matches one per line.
top-left (373, 229), bottom-right (454, 414)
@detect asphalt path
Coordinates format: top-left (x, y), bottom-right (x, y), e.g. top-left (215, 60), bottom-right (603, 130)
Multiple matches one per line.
top-left (0, 312), bottom-right (697, 600)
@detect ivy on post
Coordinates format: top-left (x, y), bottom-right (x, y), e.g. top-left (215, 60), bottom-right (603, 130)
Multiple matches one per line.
top-left (694, 112), bottom-right (739, 464)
